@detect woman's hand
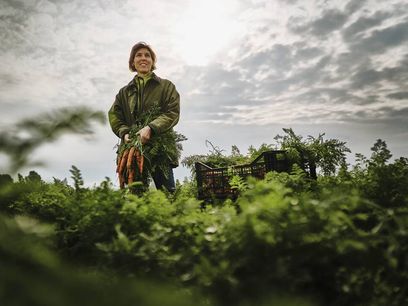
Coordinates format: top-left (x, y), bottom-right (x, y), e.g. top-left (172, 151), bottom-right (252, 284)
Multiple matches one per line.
top-left (138, 126), bottom-right (151, 144)
top-left (124, 134), bottom-right (131, 143)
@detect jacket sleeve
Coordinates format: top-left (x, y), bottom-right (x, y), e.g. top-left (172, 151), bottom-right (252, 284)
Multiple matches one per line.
top-left (108, 90), bottom-right (131, 139)
top-left (148, 81), bottom-right (180, 134)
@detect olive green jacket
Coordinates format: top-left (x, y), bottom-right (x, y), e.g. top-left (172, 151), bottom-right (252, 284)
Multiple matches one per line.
top-left (108, 73), bottom-right (180, 164)
top-left (109, 73), bottom-right (180, 137)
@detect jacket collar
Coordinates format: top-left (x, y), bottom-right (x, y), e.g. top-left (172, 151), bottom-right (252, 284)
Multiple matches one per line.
top-left (127, 72), bottom-right (161, 89)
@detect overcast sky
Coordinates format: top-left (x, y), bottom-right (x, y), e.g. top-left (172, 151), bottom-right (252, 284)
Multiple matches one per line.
top-left (1, 0), bottom-right (407, 186)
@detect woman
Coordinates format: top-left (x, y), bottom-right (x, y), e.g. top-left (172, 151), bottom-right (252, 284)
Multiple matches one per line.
top-left (108, 42), bottom-right (180, 192)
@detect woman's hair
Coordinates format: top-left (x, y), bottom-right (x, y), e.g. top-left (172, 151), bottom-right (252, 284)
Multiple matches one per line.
top-left (128, 42), bottom-right (157, 72)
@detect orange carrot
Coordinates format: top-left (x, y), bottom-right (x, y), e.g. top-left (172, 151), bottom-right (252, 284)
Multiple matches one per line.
top-left (118, 149), bottom-right (129, 176)
top-left (126, 147), bottom-right (136, 185)
top-left (127, 147), bottom-right (136, 171)
top-left (139, 153), bottom-right (144, 174)
top-left (119, 172), bottom-right (125, 189)
top-left (128, 168), bottom-right (134, 185)
top-left (116, 150), bottom-right (127, 173)
top-left (134, 149), bottom-right (142, 174)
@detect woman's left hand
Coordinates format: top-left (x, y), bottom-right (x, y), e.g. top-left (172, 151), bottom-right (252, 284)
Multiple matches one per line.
top-left (138, 126), bottom-right (152, 144)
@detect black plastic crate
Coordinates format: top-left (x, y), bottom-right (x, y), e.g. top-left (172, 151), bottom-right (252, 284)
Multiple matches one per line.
top-left (195, 150), bottom-right (293, 200)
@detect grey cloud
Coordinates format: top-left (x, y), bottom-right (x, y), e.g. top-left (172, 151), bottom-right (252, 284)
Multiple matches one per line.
top-left (278, 0), bottom-right (298, 5)
top-left (350, 69), bottom-right (382, 90)
top-left (350, 57), bottom-right (408, 90)
top-left (342, 11), bottom-right (393, 41)
top-left (242, 44), bottom-right (293, 74)
top-left (309, 10), bottom-right (348, 36)
top-left (0, 73), bottom-right (19, 86)
top-left (328, 18), bottom-right (408, 104)
top-left (387, 92), bottom-right (408, 100)
top-left (291, 105), bottom-right (408, 126)
top-left (182, 96), bottom-right (237, 122)
top-left (383, 107), bottom-right (408, 122)
top-left (295, 88), bottom-right (363, 105)
top-left (293, 45), bottom-right (323, 62)
top-left (0, 4), bottom-right (30, 52)
top-left (231, 47), bottom-right (405, 126)
top-left (226, 9), bottom-right (407, 127)
top-left (263, 79), bottom-right (293, 96)
top-left (6, 0), bottom-right (405, 139)
top-left (351, 106), bottom-right (408, 123)
top-left (350, 21), bottom-right (408, 55)
top-left (334, 20), bottom-right (408, 79)
top-left (344, 0), bottom-right (367, 15)
top-left (279, 55), bottom-right (331, 87)
top-left (360, 95), bottom-right (381, 106)
top-left (175, 66), bottom-right (205, 93)
top-left (239, 54), bottom-right (332, 101)
top-left (179, 64), bottom-right (254, 120)
top-left (334, 52), bottom-right (371, 78)
top-left (289, 9), bottom-right (348, 37)
top-left (201, 65), bottom-right (246, 89)
top-left (231, 41), bottom-right (333, 98)
top-left (246, 42), bottom-right (319, 77)
top-left (238, 42), bottom-right (328, 96)
top-left (2, 0), bottom-right (38, 13)
top-left (182, 64), bottom-right (249, 99)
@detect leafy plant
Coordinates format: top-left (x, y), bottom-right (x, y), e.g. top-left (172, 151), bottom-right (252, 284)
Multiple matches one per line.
top-left (274, 128), bottom-right (351, 176)
top-left (1, 107), bottom-right (407, 306)
top-left (70, 165), bottom-right (84, 192)
top-left (0, 107), bottom-right (105, 173)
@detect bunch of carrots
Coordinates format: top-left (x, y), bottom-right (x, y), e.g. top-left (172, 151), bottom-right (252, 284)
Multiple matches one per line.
top-left (116, 142), bottom-right (144, 189)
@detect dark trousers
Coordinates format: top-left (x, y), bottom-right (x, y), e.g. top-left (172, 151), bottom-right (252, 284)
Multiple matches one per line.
top-left (151, 166), bottom-right (176, 193)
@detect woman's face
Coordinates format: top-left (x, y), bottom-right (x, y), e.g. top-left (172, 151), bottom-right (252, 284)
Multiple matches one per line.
top-left (133, 47), bottom-right (153, 75)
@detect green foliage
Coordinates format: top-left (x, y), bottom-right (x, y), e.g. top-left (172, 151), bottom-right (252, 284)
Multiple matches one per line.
top-left (0, 174), bottom-right (13, 186)
top-left (370, 139), bottom-right (392, 166)
top-left (0, 107), bottom-right (105, 173)
top-left (1, 108), bottom-right (407, 306)
top-left (247, 143), bottom-right (276, 159)
top-left (264, 164), bottom-right (315, 194)
top-left (274, 128), bottom-right (351, 176)
top-left (2, 152), bottom-right (407, 306)
top-left (351, 139), bottom-right (408, 208)
top-left (25, 170), bottom-right (42, 183)
top-left (229, 175), bottom-right (248, 193)
top-left (182, 140), bottom-right (251, 173)
top-left (0, 213), bottom-right (207, 306)
top-left (69, 165), bottom-right (84, 192)
top-left (182, 128), bottom-right (350, 179)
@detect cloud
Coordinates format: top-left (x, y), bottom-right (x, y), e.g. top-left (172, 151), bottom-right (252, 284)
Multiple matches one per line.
top-left (241, 44), bottom-right (294, 77)
top-left (179, 11), bottom-right (408, 126)
top-left (350, 59), bottom-right (408, 90)
top-left (288, 9), bottom-right (349, 37)
top-left (387, 91), bottom-right (408, 100)
top-left (178, 0), bottom-right (408, 130)
top-left (349, 21), bottom-right (408, 54)
top-left (342, 11), bottom-right (393, 41)
top-left (293, 44), bottom-right (323, 62)
top-left (344, 0), bottom-right (368, 14)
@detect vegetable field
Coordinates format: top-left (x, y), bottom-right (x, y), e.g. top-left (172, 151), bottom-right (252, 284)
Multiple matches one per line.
top-left (0, 109), bottom-right (407, 306)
